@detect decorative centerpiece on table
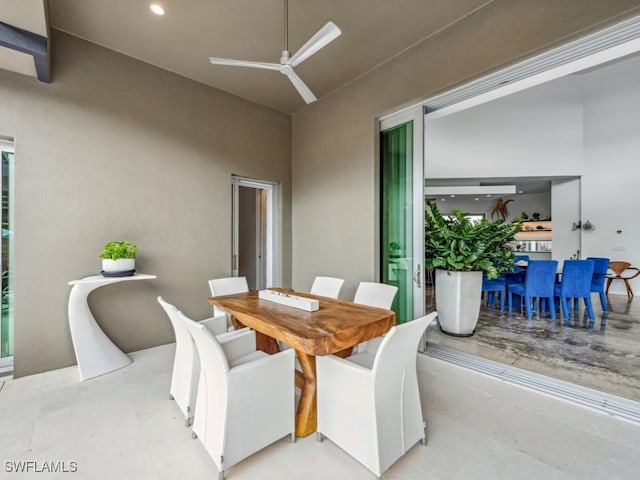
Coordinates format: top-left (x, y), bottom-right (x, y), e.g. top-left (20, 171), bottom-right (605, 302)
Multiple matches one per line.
top-left (425, 202), bottom-right (522, 336)
top-left (99, 240), bottom-right (138, 277)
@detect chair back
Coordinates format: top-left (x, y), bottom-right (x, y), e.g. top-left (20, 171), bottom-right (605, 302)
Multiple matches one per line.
top-left (157, 296), bottom-right (200, 419)
top-left (558, 260), bottom-right (594, 297)
top-left (310, 276), bottom-right (344, 299)
top-left (370, 312), bottom-right (436, 472)
top-left (179, 311), bottom-right (229, 464)
top-left (353, 282), bottom-right (398, 309)
top-left (608, 261), bottom-right (632, 277)
top-left (586, 257), bottom-right (609, 288)
top-left (158, 296), bottom-right (194, 354)
top-left (524, 260), bottom-right (558, 297)
top-left (515, 255), bottom-right (530, 262)
top-left (208, 276), bottom-right (249, 297)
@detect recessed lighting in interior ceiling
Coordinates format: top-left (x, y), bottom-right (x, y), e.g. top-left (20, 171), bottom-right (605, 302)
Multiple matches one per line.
top-left (150, 3), bottom-right (166, 15)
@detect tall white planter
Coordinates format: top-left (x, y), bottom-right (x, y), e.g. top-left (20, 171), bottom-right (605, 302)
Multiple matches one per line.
top-left (435, 269), bottom-right (482, 336)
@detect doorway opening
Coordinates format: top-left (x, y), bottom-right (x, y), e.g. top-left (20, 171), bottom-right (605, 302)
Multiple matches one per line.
top-left (0, 138), bottom-right (14, 374)
top-left (231, 176), bottom-right (277, 290)
top-left (419, 25), bottom-right (640, 405)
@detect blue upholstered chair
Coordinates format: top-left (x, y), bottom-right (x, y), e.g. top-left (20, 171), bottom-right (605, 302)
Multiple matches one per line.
top-left (586, 257), bottom-right (609, 312)
top-left (554, 260), bottom-right (595, 320)
top-left (508, 260), bottom-right (558, 319)
top-left (482, 276), bottom-right (506, 312)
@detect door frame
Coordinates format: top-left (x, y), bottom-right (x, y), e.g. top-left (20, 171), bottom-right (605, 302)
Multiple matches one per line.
top-left (231, 175), bottom-right (278, 288)
top-left (0, 138), bottom-right (13, 370)
top-left (379, 107), bottom-right (425, 321)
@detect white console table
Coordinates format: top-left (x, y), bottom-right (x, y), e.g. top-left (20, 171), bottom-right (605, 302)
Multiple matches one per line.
top-left (68, 273), bottom-right (156, 380)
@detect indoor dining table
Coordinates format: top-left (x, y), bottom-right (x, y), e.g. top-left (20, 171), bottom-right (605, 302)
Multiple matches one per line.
top-left (208, 289), bottom-right (396, 437)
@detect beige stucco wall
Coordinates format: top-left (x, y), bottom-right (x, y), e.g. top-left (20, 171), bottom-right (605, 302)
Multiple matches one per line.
top-left (291, 0), bottom-right (640, 300)
top-left (0, 31), bottom-right (291, 377)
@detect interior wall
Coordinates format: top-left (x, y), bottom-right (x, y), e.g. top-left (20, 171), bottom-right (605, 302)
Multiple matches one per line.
top-left (0, 31), bottom-right (292, 377)
top-left (292, 0), bottom-right (640, 300)
top-left (582, 54), bottom-right (640, 294)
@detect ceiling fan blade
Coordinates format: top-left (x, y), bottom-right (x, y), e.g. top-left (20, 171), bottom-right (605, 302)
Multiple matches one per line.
top-left (208, 58), bottom-right (281, 71)
top-left (287, 21), bottom-right (341, 67)
top-left (281, 66), bottom-right (317, 104)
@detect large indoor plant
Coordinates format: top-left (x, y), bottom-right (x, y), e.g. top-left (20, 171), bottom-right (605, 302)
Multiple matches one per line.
top-left (100, 240), bottom-right (138, 273)
top-left (425, 202), bottom-right (521, 336)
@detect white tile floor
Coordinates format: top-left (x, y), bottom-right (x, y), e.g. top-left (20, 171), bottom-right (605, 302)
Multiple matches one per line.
top-left (1, 344), bottom-right (639, 480)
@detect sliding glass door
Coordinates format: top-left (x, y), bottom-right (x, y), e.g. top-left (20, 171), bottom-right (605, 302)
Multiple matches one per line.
top-left (0, 140), bottom-right (13, 370)
top-left (380, 109), bottom-right (424, 323)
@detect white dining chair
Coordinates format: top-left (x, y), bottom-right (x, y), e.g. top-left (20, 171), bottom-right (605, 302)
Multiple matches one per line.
top-left (310, 276), bottom-right (345, 299)
top-left (180, 311), bottom-right (295, 480)
top-left (353, 281), bottom-right (398, 309)
top-left (157, 296), bottom-right (244, 426)
top-left (316, 312), bottom-right (436, 479)
top-left (208, 276), bottom-right (249, 330)
top-left (352, 281), bottom-right (398, 352)
top-left (277, 276), bottom-right (345, 354)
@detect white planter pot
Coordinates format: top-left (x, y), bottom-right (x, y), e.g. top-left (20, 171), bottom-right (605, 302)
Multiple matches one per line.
top-left (435, 269), bottom-right (482, 336)
top-left (102, 258), bottom-right (135, 272)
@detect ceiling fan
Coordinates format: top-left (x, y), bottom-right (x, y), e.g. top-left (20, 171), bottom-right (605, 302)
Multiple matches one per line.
top-left (208, 0), bottom-right (341, 104)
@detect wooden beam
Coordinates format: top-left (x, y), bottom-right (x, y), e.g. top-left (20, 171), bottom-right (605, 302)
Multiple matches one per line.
top-left (0, 21), bottom-right (50, 83)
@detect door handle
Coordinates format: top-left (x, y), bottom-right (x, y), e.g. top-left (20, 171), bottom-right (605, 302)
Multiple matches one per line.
top-left (413, 264), bottom-right (422, 288)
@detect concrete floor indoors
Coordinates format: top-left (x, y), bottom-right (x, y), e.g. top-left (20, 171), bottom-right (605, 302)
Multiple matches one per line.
top-left (425, 289), bottom-right (640, 402)
top-left (1, 343), bottom-right (639, 480)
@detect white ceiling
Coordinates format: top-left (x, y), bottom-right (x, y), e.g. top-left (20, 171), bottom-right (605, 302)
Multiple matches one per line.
top-left (0, 0), bottom-right (492, 113)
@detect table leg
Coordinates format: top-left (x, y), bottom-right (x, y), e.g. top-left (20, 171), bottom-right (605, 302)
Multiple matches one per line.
top-left (231, 315), bottom-right (280, 354)
top-left (294, 350), bottom-right (317, 437)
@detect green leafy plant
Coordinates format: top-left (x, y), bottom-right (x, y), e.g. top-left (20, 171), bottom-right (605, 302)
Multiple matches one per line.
top-left (99, 241), bottom-right (138, 260)
top-left (424, 202), bottom-right (522, 279)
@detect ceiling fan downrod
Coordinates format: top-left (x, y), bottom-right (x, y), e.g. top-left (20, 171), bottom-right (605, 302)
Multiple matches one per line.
top-left (281, 0), bottom-right (290, 64)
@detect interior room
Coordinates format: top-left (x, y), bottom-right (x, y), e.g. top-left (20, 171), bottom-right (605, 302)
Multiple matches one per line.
top-left (1, 1), bottom-right (640, 479)
top-left (422, 51), bottom-right (640, 402)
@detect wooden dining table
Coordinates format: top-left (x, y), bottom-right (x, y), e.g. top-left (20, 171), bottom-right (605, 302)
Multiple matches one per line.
top-left (208, 289), bottom-right (396, 437)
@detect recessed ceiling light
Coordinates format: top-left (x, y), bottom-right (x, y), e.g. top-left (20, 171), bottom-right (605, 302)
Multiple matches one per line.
top-left (474, 198), bottom-right (479, 201)
top-left (150, 3), bottom-right (166, 15)
top-left (518, 190), bottom-right (524, 194)
top-left (450, 194), bottom-right (455, 198)
top-left (440, 198), bottom-right (446, 202)
top-left (486, 194), bottom-right (492, 197)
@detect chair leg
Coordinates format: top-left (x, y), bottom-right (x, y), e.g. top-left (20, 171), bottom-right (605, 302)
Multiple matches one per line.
top-left (191, 431), bottom-right (198, 439)
top-left (584, 296), bottom-right (595, 320)
top-left (573, 297), bottom-right (579, 312)
top-left (291, 432), bottom-right (296, 443)
top-left (316, 432), bottom-right (324, 443)
top-left (605, 278), bottom-right (613, 296)
top-left (561, 297), bottom-right (570, 320)
top-left (499, 289), bottom-right (505, 312)
top-left (185, 416), bottom-right (192, 427)
top-left (421, 421), bottom-right (428, 445)
top-left (524, 296), bottom-right (532, 319)
top-left (599, 291), bottom-right (608, 312)
top-left (507, 291), bottom-right (513, 312)
top-left (169, 394), bottom-right (174, 400)
top-left (625, 280), bottom-right (634, 298)
top-left (548, 297), bottom-right (556, 320)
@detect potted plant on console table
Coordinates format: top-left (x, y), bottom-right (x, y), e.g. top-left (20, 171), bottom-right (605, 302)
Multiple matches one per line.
top-left (425, 202), bottom-right (521, 336)
top-left (99, 240), bottom-right (138, 276)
